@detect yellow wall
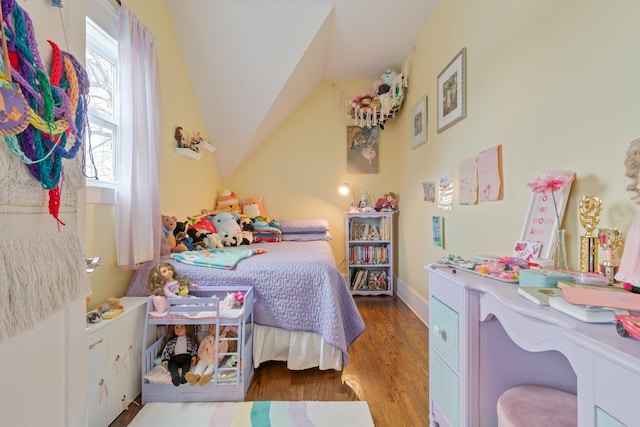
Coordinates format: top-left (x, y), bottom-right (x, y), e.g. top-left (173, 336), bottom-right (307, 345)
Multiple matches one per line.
top-left (226, 0), bottom-right (640, 307)
top-left (86, 0), bottom-right (221, 309)
top-left (88, 0), bottom-right (640, 314)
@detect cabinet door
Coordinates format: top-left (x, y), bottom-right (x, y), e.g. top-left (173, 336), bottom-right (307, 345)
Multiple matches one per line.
top-left (105, 306), bottom-right (145, 424)
top-left (86, 330), bottom-right (108, 427)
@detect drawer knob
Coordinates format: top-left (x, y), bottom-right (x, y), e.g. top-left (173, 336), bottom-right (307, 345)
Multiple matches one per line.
top-left (433, 325), bottom-right (447, 340)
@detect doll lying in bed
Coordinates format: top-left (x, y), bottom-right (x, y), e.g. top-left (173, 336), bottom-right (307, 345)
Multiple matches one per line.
top-left (146, 262), bottom-right (196, 298)
top-left (161, 324), bottom-right (199, 386)
top-left (185, 324), bottom-right (238, 386)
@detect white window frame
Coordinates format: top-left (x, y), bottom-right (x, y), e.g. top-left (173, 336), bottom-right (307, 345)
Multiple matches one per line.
top-left (85, 16), bottom-right (118, 204)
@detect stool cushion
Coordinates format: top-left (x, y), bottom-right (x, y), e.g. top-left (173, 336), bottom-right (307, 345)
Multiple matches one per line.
top-left (497, 384), bottom-right (577, 427)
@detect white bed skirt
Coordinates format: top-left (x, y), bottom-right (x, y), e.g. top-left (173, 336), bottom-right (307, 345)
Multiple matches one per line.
top-left (253, 325), bottom-right (343, 371)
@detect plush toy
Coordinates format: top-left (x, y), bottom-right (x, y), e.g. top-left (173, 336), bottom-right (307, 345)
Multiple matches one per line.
top-left (161, 324), bottom-right (199, 386)
top-left (237, 216), bottom-right (254, 245)
top-left (184, 324), bottom-right (230, 386)
top-left (242, 196), bottom-right (267, 217)
top-left (146, 262), bottom-right (194, 297)
top-left (210, 212), bottom-right (243, 246)
top-left (162, 215), bottom-right (188, 253)
top-left (187, 228), bottom-right (209, 249)
top-left (216, 190), bottom-right (241, 214)
top-left (203, 233), bottom-right (224, 249)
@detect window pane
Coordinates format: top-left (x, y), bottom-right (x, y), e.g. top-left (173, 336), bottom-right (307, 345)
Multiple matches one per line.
top-left (87, 121), bottom-right (115, 182)
top-left (86, 47), bottom-right (115, 118)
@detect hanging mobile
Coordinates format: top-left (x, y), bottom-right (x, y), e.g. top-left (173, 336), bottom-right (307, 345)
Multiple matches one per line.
top-left (0, 1), bottom-right (29, 135)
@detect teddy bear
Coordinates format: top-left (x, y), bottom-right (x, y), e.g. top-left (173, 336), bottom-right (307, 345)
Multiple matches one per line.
top-left (162, 215), bottom-right (189, 253)
top-left (210, 212), bottom-right (243, 246)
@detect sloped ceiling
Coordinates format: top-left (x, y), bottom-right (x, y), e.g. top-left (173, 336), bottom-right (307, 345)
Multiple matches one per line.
top-left (166, 0), bottom-right (438, 180)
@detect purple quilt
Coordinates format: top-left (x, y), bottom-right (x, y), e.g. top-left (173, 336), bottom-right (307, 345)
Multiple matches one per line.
top-left (126, 241), bottom-right (365, 365)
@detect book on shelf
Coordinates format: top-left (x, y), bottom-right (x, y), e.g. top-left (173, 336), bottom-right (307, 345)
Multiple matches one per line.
top-left (367, 269), bottom-right (388, 290)
top-left (518, 286), bottom-right (563, 305)
top-left (351, 269), bottom-right (368, 290)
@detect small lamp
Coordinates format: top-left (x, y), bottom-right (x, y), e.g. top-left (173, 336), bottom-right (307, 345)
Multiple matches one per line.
top-left (339, 183), bottom-right (359, 212)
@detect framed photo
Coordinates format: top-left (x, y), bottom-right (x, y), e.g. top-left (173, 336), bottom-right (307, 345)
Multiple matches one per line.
top-left (437, 47), bottom-right (467, 133)
top-left (519, 180), bottom-right (573, 259)
top-left (411, 96), bottom-right (427, 149)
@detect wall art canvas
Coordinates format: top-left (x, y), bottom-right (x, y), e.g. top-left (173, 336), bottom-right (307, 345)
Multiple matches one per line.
top-left (433, 216), bottom-right (444, 248)
top-left (347, 125), bottom-right (379, 173)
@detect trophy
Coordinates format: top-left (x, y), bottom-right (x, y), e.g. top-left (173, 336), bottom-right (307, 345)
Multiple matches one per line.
top-left (597, 227), bottom-right (623, 284)
top-left (578, 196), bottom-right (602, 272)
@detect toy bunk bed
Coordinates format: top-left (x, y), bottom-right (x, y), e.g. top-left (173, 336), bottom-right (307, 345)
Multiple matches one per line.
top-left (141, 286), bottom-right (254, 403)
top-left (126, 219), bottom-right (365, 372)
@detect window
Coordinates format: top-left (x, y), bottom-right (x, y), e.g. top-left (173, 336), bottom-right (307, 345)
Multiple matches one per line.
top-left (85, 18), bottom-right (118, 194)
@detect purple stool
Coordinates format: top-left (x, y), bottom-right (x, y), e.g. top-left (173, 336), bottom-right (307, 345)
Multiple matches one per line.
top-left (497, 384), bottom-right (577, 427)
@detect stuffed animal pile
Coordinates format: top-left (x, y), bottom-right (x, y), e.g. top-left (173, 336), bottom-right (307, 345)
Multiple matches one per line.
top-left (210, 212), bottom-right (244, 246)
top-left (162, 215), bottom-right (188, 253)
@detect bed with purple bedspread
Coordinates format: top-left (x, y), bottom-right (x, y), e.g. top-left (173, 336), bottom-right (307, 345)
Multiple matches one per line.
top-left (126, 239), bottom-right (365, 368)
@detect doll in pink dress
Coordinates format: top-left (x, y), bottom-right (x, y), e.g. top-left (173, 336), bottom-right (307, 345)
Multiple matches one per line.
top-left (145, 262), bottom-right (195, 297)
top-left (615, 138), bottom-right (640, 286)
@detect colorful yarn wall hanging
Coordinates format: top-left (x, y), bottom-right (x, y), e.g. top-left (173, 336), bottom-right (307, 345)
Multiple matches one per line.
top-left (0, 0), bottom-right (89, 224)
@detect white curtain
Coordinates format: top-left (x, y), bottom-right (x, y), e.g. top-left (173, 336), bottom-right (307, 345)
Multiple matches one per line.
top-left (115, 5), bottom-right (162, 268)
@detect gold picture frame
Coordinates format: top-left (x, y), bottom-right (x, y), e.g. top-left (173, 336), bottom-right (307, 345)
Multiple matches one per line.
top-left (437, 47), bottom-right (467, 133)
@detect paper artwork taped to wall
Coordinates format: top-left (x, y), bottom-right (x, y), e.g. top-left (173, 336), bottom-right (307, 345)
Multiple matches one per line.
top-left (422, 181), bottom-right (436, 202)
top-left (438, 172), bottom-right (453, 210)
top-left (478, 145), bottom-right (503, 202)
top-left (459, 156), bottom-right (478, 205)
top-left (347, 125), bottom-right (379, 174)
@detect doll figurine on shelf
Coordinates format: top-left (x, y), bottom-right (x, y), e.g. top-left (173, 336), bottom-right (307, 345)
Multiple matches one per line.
top-left (615, 138), bottom-right (640, 287)
top-left (146, 262), bottom-right (196, 297)
top-left (161, 324), bottom-right (199, 386)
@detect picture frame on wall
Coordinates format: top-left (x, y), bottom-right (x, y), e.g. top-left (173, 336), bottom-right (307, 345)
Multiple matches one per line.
top-left (411, 96), bottom-right (427, 149)
top-left (437, 47), bottom-right (467, 133)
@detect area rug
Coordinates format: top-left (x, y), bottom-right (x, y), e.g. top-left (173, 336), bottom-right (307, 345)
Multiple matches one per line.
top-left (128, 401), bottom-right (375, 427)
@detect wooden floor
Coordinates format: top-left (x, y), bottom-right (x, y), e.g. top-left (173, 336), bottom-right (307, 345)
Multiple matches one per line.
top-left (110, 295), bottom-right (430, 427)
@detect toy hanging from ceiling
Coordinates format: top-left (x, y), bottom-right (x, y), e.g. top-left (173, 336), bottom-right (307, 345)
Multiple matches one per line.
top-left (0, 0), bottom-right (89, 224)
top-left (335, 50), bottom-right (413, 129)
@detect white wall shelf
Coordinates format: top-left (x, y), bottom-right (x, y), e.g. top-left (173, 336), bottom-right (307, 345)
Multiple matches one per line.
top-left (176, 147), bottom-right (201, 160)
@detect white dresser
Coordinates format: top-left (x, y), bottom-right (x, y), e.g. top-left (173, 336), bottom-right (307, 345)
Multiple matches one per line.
top-left (85, 297), bottom-right (148, 427)
top-left (427, 264), bottom-right (640, 427)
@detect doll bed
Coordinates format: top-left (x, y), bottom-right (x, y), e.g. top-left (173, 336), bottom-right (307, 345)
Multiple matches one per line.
top-left (141, 287), bottom-right (254, 403)
top-left (126, 238), bottom-right (365, 371)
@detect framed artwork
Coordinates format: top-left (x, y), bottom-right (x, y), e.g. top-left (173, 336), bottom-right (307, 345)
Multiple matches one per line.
top-left (437, 47), bottom-right (467, 133)
top-left (346, 125), bottom-right (379, 174)
top-left (520, 180), bottom-right (573, 259)
top-left (411, 96), bottom-right (427, 149)
top-left (432, 216), bottom-right (444, 248)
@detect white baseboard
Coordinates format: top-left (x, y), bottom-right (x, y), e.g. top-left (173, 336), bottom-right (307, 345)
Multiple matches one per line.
top-left (394, 276), bottom-right (429, 327)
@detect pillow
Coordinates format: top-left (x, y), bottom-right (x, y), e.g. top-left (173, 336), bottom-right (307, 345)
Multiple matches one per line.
top-left (281, 231), bottom-right (332, 241)
top-left (190, 216), bottom-right (217, 234)
top-left (152, 296), bottom-right (167, 313)
top-left (279, 219), bottom-right (329, 234)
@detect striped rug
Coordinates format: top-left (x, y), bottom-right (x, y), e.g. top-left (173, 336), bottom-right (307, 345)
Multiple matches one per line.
top-left (128, 401), bottom-right (375, 427)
